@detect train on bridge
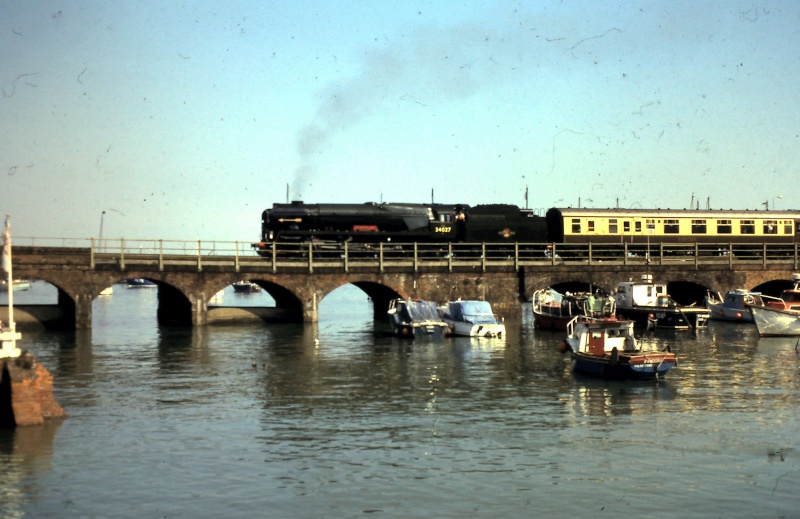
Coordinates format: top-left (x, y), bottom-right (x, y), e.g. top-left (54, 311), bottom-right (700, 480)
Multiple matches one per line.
top-left (251, 201), bottom-right (800, 254)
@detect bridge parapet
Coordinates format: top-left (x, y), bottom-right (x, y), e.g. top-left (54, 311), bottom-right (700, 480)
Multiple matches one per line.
top-left (5, 239), bottom-right (799, 330)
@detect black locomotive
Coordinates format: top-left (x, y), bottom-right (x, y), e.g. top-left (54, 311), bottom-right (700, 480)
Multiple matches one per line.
top-left (251, 201), bottom-right (547, 254)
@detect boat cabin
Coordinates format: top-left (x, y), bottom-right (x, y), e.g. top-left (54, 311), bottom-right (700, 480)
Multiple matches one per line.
top-left (569, 319), bottom-right (638, 355)
top-left (724, 289), bottom-right (764, 309)
top-left (614, 274), bottom-right (669, 309)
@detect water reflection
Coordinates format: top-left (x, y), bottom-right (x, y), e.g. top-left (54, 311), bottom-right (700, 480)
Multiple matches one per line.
top-left (0, 422), bottom-right (62, 518)
top-left (4, 285), bottom-right (799, 517)
top-left (562, 377), bottom-right (678, 419)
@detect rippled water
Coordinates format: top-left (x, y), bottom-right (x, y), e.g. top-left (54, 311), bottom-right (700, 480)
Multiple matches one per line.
top-left (1, 282), bottom-right (798, 518)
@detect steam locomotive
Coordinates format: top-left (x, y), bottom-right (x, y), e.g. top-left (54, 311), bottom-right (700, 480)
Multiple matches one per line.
top-left (251, 201), bottom-right (547, 255)
top-left (251, 201), bottom-right (800, 255)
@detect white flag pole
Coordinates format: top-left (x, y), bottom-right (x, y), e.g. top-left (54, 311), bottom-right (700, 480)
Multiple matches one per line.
top-left (1, 215), bottom-right (21, 358)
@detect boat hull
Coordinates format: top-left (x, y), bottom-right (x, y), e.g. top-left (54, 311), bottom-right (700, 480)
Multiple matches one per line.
top-left (232, 282), bottom-right (261, 293)
top-left (445, 322), bottom-right (505, 338)
top-left (706, 301), bottom-right (753, 322)
top-left (569, 351), bottom-right (677, 380)
top-left (392, 323), bottom-right (448, 340)
top-left (532, 310), bottom-right (573, 331)
top-left (748, 305), bottom-right (800, 337)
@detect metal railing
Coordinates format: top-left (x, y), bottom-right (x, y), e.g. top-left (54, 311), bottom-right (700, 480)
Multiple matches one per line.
top-left (11, 238), bottom-right (800, 272)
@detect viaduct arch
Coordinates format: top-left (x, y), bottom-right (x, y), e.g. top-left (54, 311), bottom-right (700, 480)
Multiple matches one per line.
top-left (4, 245), bottom-right (798, 330)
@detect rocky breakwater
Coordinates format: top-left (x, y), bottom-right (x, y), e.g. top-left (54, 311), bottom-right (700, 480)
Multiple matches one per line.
top-left (1, 352), bottom-right (67, 427)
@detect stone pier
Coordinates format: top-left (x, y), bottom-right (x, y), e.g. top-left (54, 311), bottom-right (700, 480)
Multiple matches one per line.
top-left (1, 353), bottom-right (67, 427)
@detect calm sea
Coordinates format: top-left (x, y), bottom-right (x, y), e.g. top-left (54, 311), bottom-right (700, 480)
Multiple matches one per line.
top-left (1, 281), bottom-right (798, 518)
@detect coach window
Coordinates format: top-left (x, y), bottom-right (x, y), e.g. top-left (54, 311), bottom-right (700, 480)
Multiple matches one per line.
top-left (740, 220), bottom-right (755, 234)
top-left (623, 221), bottom-right (631, 232)
top-left (691, 219), bottom-right (707, 234)
top-left (635, 221), bottom-right (642, 232)
top-left (763, 220), bottom-right (778, 234)
top-left (609, 219), bottom-right (618, 233)
top-left (784, 220), bottom-right (794, 234)
top-left (717, 219), bottom-right (732, 234)
top-left (664, 219), bottom-right (679, 234)
top-left (587, 220), bottom-right (595, 232)
top-left (571, 219), bottom-right (581, 233)
top-left (646, 219), bottom-right (656, 233)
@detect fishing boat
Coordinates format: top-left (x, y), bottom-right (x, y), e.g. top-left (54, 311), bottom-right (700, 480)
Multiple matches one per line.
top-left (561, 316), bottom-right (678, 380)
top-left (532, 288), bottom-right (616, 330)
top-left (232, 281), bottom-right (261, 293)
top-left (748, 273), bottom-right (800, 336)
top-left (387, 298), bottom-right (448, 339)
top-left (704, 289), bottom-right (778, 323)
top-left (437, 300), bottom-right (505, 338)
top-left (614, 275), bottom-right (709, 330)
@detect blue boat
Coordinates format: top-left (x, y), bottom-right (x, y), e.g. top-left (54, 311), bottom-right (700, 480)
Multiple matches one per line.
top-left (704, 289), bottom-right (776, 323)
top-left (562, 316), bottom-right (678, 380)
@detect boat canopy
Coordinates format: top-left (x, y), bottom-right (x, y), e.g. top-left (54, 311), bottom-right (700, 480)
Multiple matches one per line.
top-left (448, 301), bottom-right (497, 324)
top-left (402, 301), bottom-right (442, 323)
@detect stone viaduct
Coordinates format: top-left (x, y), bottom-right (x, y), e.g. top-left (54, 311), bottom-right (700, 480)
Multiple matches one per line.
top-left (3, 245), bottom-right (799, 330)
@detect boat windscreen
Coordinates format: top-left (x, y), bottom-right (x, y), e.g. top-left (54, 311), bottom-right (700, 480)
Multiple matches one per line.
top-left (404, 301), bottom-right (441, 322)
top-left (449, 301), bottom-right (497, 323)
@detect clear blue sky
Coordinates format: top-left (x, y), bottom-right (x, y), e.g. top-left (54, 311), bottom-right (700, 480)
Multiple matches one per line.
top-left (2, 1), bottom-right (798, 240)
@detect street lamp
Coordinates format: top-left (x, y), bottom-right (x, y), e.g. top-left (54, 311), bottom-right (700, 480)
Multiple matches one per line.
top-left (773, 194), bottom-right (783, 211)
top-left (99, 208), bottom-right (126, 251)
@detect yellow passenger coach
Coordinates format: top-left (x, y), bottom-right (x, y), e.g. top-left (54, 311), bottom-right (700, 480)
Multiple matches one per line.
top-left (546, 208), bottom-right (800, 244)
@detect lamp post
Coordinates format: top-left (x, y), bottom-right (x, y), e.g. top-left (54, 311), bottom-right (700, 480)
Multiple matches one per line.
top-left (99, 210), bottom-right (106, 250)
top-left (773, 194), bottom-right (783, 211)
top-left (99, 209), bottom-right (126, 251)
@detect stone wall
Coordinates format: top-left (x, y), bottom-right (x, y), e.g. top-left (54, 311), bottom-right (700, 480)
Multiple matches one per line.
top-left (1, 353), bottom-right (67, 427)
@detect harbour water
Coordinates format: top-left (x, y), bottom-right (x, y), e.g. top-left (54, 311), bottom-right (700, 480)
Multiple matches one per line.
top-left (1, 281), bottom-right (798, 518)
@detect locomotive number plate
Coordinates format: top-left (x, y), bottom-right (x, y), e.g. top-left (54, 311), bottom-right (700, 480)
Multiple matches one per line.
top-left (434, 226), bottom-right (453, 233)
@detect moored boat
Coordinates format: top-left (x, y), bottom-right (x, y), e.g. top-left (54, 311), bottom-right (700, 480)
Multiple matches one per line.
top-left (127, 278), bottom-right (157, 288)
top-left (748, 305), bottom-right (800, 337)
top-left (437, 300), bottom-right (505, 338)
top-left (0, 279), bottom-right (31, 291)
top-left (747, 274), bottom-right (800, 336)
top-left (763, 273), bottom-right (800, 312)
top-left (704, 289), bottom-right (778, 323)
top-left (532, 288), bottom-right (616, 330)
top-left (614, 275), bottom-right (709, 330)
top-left (232, 281), bottom-right (262, 293)
top-left (387, 298), bottom-right (448, 339)
top-left (562, 316), bottom-right (678, 380)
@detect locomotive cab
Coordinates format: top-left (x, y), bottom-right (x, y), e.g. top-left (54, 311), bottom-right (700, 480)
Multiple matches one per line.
top-left (428, 205), bottom-right (464, 240)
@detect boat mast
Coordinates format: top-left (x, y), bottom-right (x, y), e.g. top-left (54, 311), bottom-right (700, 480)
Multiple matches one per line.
top-left (1, 215), bottom-right (22, 358)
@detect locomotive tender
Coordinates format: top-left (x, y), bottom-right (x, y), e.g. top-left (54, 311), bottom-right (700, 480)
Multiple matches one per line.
top-left (251, 201), bottom-right (799, 254)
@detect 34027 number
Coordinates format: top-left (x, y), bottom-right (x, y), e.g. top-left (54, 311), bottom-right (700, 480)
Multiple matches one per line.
top-left (434, 226), bottom-right (453, 233)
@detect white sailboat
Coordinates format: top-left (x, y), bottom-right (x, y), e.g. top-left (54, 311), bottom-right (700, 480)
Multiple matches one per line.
top-left (1, 215), bottom-right (22, 358)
